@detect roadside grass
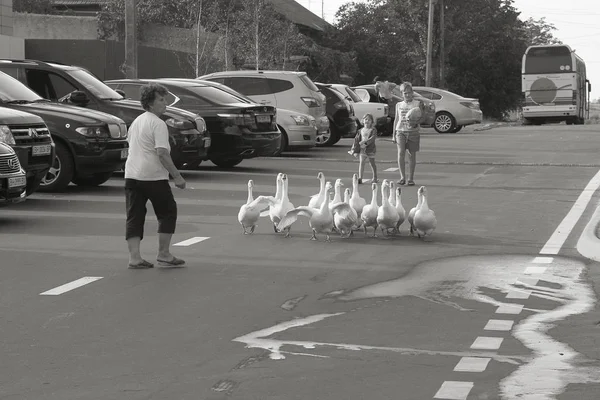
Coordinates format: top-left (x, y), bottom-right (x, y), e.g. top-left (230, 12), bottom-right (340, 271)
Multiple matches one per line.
top-left (587, 104), bottom-right (600, 125)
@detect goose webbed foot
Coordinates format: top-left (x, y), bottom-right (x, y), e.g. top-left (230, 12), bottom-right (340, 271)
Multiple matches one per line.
top-left (283, 228), bottom-right (292, 238)
top-left (310, 230), bottom-right (318, 241)
top-left (325, 234), bottom-right (331, 242)
top-left (273, 224), bottom-right (279, 233)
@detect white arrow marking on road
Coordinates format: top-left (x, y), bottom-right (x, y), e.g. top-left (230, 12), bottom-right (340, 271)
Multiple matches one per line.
top-left (539, 169), bottom-right (600, 255)
top-left (173, 237), bottom-right (210, 246)
top-left (523, 266), bottom-right (547, 275)
top-left (495, 304), bottom-right (524, 314)
top-left (40, 277), bottom-right (103, 295)
top-left (532, 256), bottom-right (554, 264)
top-left (433, 381), bottom-right (474, 399)
top-left (505, 289), bottom-right (532, 299)
top-left (484, 320), bottom-right (514, 331)
top-left (384, 167), bottom-right (399, 172)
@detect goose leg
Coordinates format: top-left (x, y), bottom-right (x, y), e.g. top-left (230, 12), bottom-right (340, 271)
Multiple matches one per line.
top-left (325, 233), bottom-right (331, 242)
top-left (310, 229), bottom-right (318, 241)
top-left (273, 224), bottom-right (279, 233)
top-left (250, 225), bottom-right (256, 234)
top-left (283, 227), bottom-right (292, 238)
top-left (242, 225), bottom-right (248, 235)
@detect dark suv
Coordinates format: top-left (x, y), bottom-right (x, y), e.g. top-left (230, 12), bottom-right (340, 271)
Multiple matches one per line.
top-left (315, 83), bottom-right (358, 141)
top-left (0, 112), bottom-right (35, 203)
top-left (0, 71), bottom-right (130, 192)
top-left (0, 95), bottom-right (54, 195)
top-left (106, 78), bottom-right (281, 168)
top-left (0, 59), bottom-right (210, 169)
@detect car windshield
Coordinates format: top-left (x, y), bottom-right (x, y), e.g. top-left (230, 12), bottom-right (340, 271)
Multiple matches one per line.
top-left (186, 85), bottom-right (252, 105)
top-left (211, 84), bottom-right (254, 103)
top-left (0, 72), bottom-right (43, 102)
top-left (65, 69), bottom-right (125, 100)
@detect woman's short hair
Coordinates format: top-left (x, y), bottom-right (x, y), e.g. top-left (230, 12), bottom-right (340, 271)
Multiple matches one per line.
top-left (140, 83), bottom-right (169, 111)
top-left (400, 81), bottom-right (413, 92)
top-left (363, 113), bottom-right (374, 123)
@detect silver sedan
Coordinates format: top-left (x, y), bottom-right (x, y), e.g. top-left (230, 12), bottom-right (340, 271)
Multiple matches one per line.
top-left (413, 86), bottom-right (483, 133)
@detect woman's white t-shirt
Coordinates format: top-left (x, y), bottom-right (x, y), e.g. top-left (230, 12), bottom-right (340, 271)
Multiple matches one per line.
top-left (124, 112), bottom-right (171, 181)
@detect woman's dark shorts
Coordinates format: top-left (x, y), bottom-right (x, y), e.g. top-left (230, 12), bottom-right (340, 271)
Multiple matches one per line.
top-left (124, 178), bottom-right (177, 240)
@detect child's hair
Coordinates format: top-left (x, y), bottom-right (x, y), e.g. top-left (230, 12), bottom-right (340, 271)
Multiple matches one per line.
top-left (363, 113), bottom-right (374, 123)
top-left (400, 81), bottom-right (413, 92)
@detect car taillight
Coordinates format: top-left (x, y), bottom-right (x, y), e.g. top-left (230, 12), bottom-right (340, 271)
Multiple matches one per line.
top-left (384, 105), bottom-right (389, 116)
top-left (572, 91), bottom-right (577, 104)
top-left (460, 101), bottom-right (479, 110)
top-left (301, 97), bottom-right (320, 108)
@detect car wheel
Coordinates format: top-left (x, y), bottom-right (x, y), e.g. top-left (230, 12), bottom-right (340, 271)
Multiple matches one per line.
top-left (273, 126), bottom-right (288, 156)
top-left (434, 112), bottom-right (456, 133)
top-left (72, 171), bottom-right (114, 187)
top-left (38, 141), bottom-right (74, 192)
top-left (211, 157), bottom-right (243, 168)
top-left (315, 128), bottom-right (336, 147)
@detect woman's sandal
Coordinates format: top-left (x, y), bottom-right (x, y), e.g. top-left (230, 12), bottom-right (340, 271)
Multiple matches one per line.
top-left (407, 180), bottom-right (415, 186)
top-left (157, 257), bottom-right (186, 267)
top-left (397, 179), bottom-right (406, 185)
top-left (128, 260), bottom-right (154, 269)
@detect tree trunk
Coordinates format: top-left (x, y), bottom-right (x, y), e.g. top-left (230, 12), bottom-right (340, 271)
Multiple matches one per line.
top-left (255, 0), bottom-right (260, 71)
top-left (195, 0), bottom-right (203, 77)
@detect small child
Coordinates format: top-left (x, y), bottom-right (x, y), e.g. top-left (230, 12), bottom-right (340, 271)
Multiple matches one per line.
top-left (348, 114), bottom-right (378, 184)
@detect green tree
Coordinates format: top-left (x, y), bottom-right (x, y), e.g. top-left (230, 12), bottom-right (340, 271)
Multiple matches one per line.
top-left (13, 0), bottom-right (56, 14)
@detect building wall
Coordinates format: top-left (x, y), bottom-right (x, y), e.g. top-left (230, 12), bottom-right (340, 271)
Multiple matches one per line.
top-left (1, 0), bottom-right (13, 36)
top-left (0, 0), bottom-right (24, 58)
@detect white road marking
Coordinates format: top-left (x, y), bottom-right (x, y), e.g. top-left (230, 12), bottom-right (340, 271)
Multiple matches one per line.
top-left (576, 194), bottom-right (600, 262)
top-left (515, 277), bottom-right (539, 287)
top-left (173, 237), bottom-right (210, 246)
top-left (40, 277), bottom-right (103, 295)
top-left (453, 357), bottom-right (491, 372)
top-left (496, 304), bottom-right (524, 314)
top-left (384, 167), bottom-right (399, 172)
top-left (524, 266), bottom-right (547, 275)
top-left (433, 381), bottom-right (474, 400)
top-left (539, 169), bottom-right (600, 255)
top-left (471, 337), bottom-right (504, 350)
top-left (506, 289), bottom-right (532, 299)
top-left (533, 256), bottom-right (554, 264)
top-left (484, 319), bottom-right (514, 331)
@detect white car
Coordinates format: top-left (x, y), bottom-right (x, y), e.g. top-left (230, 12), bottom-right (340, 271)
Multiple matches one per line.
top-left (412, 86), bottom-right (483, 133)
top-left (329, 83), bottom-right (390, 133)
top-left (197, 70), bottom-right (329, 140)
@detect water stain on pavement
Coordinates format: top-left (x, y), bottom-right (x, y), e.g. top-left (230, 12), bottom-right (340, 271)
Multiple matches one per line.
top-left (234, 254), bottom-right (600, 399)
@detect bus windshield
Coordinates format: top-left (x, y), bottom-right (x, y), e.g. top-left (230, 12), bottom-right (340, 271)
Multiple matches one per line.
top-left (524, 46), bottom-right (573, 74)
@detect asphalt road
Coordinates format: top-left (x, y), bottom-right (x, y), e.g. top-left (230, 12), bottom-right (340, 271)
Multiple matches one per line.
top-left (2, 124), bottom-right (600, 400)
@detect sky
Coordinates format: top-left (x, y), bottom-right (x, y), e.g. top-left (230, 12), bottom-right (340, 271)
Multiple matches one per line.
top-left (295, 0), bottom-right (600, 100)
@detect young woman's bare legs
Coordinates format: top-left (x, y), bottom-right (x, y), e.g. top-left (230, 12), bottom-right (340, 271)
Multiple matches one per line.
top-left (396, 137), bottom-right (407, 183)
top-left (408, 150), bottom-right (417, 182)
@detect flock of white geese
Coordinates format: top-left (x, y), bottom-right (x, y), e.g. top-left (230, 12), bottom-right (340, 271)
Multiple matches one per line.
top-left (237, 172), bottom-right (437, 242)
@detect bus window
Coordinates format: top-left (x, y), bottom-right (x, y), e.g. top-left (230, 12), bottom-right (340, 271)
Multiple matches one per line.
top-left (524, 46), bottom-right (573, 74)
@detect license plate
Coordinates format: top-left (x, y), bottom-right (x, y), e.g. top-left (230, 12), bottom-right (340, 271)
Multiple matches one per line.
top-left (204, 138), bottom-right (211, 148)
top-left (256, 115), bottom-right (271, 123)
top-left (120, 148), bottom-right (128, 159)
top-left (8, 175), bottom-right (26, 188)
top-left (32, 144), bottom-right (52, 156)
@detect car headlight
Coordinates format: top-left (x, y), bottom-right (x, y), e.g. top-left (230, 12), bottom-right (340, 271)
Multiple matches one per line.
top-left (290, 115), bottom-right (310, 125)
top-left (75, 126), bottom-right (110, 138)
top-left (107, 123), bottom-right (128, 139)
top-left (194, 116), bottom-right (207, 133)
top-left (166, 118), bottom-right (195, 131)
top-left (0, 125), bottom-right (15, 145)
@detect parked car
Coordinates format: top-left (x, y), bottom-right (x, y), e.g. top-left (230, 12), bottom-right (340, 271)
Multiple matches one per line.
top-left (197, 70), bottom-right (330, 145)
top-left (0, 141), bottom-right (28, 206)
top-left (0, 59), bottom-right (210, 169)
top-left (0, 71), bottom-right (129, 191)
top-left (412, 86), bottom-right (482, 133)
top-left (106, 78), bottom-right (281, 167)
top-left (329, 83), bottom-right (390, 133)
top-left (147, 78), bottom-right (317, 155)
top-left (0, 103), bottom-right (53, 196)
top-left (352, 84), bottom-right (436, 135)
top-left (315, 83), bottom-right (358, 142)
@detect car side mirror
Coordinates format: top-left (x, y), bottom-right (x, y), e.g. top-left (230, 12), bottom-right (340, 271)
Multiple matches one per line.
top-left (68, 90), bottom-right (90, 106)
top-left (115, 89), bottom-right (126, 98)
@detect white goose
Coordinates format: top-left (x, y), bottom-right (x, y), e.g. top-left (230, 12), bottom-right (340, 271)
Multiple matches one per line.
top-left (238, 180), bottom-right (276, 234)
top-left (360, 182), bottom-right (379, 237)
top-left (349, 174), bottom-right (367, 226)
top-left (308, 171), bottom-right (326, 208)
top-left (377, 180), bottom-right (399, 237)
top-left (331, 188), bottom-right (358, 238)
top-left (267, 173), bottom-right (284, 231)
top-left (394, 187), bottom-right (406, 234)
top-left (413, 186), bottom-right (437, 238)
top-left (278, 182), bottom-right (345, 242)
top-left (408, 189), bottom-right (424, 236)
top-left (277, 173), bottom-right (295, 236)
top-left (329, 179), bottom-right (344, 209)
top-left (388, 180), bottom-right (397, 207)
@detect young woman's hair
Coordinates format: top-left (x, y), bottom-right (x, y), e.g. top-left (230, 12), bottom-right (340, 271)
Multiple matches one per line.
top-left (363, 113), bottom-right (375, 123)
top-left (140, 83), bottom-right (169, 111)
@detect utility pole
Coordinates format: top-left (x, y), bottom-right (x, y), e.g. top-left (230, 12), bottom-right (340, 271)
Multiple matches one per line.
top-left (124, 0), bottom-right (138, 78)
top-left (439, 0), bottom-right (445, 89)
top-left (322, 0), bottom-right (324, 19)
top-left (425, 0), bottom-right (435, 87)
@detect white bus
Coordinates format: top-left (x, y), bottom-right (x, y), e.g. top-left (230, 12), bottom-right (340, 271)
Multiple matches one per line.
top-left (521, 44), bottom-right (592, 125)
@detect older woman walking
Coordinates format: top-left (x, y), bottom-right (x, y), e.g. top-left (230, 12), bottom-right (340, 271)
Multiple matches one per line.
top-left (124, 83), bottom-right (187, 269)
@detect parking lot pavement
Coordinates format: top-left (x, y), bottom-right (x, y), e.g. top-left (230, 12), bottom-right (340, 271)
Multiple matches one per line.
top-left (2, 125), bottom-right (600, 399)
